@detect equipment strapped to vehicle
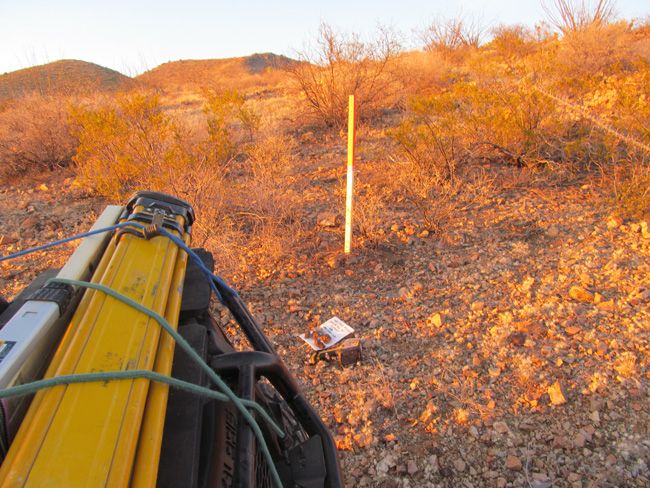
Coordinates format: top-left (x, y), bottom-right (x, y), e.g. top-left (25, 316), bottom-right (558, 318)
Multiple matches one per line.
top-left (0, 191), bottom-right (342, 488)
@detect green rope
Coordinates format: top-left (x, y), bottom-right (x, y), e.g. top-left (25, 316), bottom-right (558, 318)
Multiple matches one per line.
top-left (37, 277), bottom-right (284, 488)
top-left (0, 370), bottom-right (284, 438)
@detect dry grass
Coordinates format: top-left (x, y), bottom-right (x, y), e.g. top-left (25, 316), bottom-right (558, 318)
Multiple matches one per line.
top-left (608, 160), bottom-right (650, 218)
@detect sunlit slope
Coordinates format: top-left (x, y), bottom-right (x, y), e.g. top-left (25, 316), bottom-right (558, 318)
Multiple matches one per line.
top-left (0, 60), bottom-right (139, 100)
top-left (136, 53), bottom-right (298, 93)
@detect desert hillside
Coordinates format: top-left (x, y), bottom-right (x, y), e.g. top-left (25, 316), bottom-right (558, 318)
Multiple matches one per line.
top-left (1, 8), bottom-right (649, 488)
top-left (0, 59), bottom-right (139, 101)
top-left (136, 52), bottom-right (297, 93)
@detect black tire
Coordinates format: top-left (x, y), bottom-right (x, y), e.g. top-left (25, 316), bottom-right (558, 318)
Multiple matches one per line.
top-left (257, 383), bottom-right (308, 451)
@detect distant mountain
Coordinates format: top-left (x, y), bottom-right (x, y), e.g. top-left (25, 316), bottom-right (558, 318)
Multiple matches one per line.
top-left (0, 54), bottom-right (300, 102)
top-left (136, 53), bottom-right (298, 93)
top-left (0, 60), bottom-right (138, 100)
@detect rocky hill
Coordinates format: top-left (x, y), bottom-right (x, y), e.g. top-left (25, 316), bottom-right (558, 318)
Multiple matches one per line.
top-left (136, 52), bottom-right (298, 93)
top-left (0, 60), bottom-right (138, 100)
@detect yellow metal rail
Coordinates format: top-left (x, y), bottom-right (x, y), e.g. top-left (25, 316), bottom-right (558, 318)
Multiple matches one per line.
top-left (131, 233), bottom-right (189, 488)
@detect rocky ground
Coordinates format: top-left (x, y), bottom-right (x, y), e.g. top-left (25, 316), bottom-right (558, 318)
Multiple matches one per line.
top-left (1, 146), bottom-right (648, 487)
top-left (242, 171), bottom-right (649, 488)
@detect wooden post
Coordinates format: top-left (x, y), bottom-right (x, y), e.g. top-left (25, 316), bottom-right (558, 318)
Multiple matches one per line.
top-left (344, 95), bottom-right (355, 254)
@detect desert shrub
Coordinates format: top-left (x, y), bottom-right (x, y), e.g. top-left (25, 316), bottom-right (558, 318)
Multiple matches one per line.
top-left (554, 22), bottom-right (638, 80)
top-left (0, 94), bottom-right (77, 178)
top-left (462, 80), bottom-right (559, 164)
top-left (631, 18), bottom-right (650, 61)
top-left (391, 12), bottom-right (649, 230)
top-left (580, 70), bottom-right (650, 217)
top-left (240, 132), bottom-right (297, 236)
top-left (71, 91), bottom-right (184, 199)
top-left (539, 2), bottom-right (638, 81)
top-left (163, 141), bottom-right (233, 250)
top-left (488, 24), bottom-right (541, 59)
top-left (234, 132), bottom-right (302, 275)
top-left (74, 93), bottom-right (221, 267)
top-left (582, 69), bottom-right (650, 154)
top-left (389, 97), bottom-right (469, 231)
top-left (392, 50), bottom-right (454, 99)
top-left (71, 89), bottom-right (302, 278)
top-left (390, 97), bottom-right (464, 182)
top-left (395, 25), bottom-right (650, 171)
top-left (540, 64), bottom-right (650, 165)
top-left (245, 132), bottom-right (293, 185)
top-left (387, 148), bottom-right (492, 232)
top-left (324, 165), bottom-right (391, 248)
top-left (421, 16), bottom-right (484, 59)
top-left (289, 23), bottom-right (401, 127)
top-left (202, 89), bottom-right (259, 165)
top-left (71, 90), bottom-right (239, 267)
top-left (543, 0), bottom-right (616, 35)
top-left (392, 72), bottom-right (562, 170)
top-left (391, 168), bottom-right (463, 233)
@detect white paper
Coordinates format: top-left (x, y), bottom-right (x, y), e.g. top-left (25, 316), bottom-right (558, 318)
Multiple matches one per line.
top-left (299, 316), bottom-right (354, 351)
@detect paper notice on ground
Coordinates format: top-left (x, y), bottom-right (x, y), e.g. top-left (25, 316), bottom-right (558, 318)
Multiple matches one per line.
top-left (299, 317), bottom-right (354, 351)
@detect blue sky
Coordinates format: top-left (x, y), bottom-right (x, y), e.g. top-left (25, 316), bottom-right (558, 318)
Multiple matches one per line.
top-left (1, 0), bottom-right (648, 75)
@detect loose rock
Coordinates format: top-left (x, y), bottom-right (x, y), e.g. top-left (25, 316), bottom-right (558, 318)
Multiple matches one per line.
top-left (376, 453), bottom-right (397, 476)
top-left (453, 458), bottom-right (466, 472)
top-left (548, 380), bottom-right (567, 406)
top-left (569, 286), bottom-right (594, 303)
top-left (317, 212), bottom-right (339, 227)
top-left (407, 460), bottom-right (418, 475)
top-left (505, 454), bottom-right (522, 471)
top-left (606, 215), bottom-right (622, 229)
top-left (427, 313), bottom-right (443, 327)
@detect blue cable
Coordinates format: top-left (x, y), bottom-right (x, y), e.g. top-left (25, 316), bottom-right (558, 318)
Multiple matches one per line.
top-left (0, 222), bottom-right (130, 262)
top-left (157, 228), bottom-right (238, 304)
top-left (0, 221), bottom-right (238, 304)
